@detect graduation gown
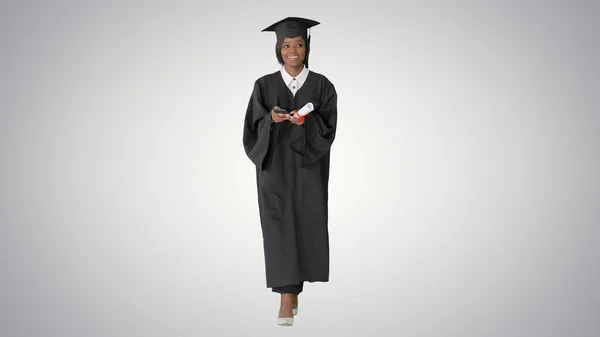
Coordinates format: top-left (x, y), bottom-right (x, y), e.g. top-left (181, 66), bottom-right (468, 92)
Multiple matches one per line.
top-left (243, 70), bottom-right (337, 288)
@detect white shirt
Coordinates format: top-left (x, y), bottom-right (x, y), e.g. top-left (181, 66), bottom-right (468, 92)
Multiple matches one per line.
top-left (280, 65), bottom-right (310, 97)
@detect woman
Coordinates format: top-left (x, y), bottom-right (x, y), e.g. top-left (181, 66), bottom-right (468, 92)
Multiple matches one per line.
top-left (242, 17), bottom-right (338, 326)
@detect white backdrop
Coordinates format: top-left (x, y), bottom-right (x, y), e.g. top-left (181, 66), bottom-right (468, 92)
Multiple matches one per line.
top-left (1, 1), bottom-right (599, 336)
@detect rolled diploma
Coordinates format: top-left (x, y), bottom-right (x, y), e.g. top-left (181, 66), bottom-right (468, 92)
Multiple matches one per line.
top-left (297, 102), bottom-right (314, 116)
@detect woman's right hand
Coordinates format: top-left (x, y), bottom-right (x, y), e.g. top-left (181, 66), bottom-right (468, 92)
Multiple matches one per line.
top-left (271, 106), bottom-right (289, 123)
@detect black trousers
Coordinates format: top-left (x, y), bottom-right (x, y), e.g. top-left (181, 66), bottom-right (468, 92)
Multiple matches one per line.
top-left (272, 282), bottom-right (304, 295)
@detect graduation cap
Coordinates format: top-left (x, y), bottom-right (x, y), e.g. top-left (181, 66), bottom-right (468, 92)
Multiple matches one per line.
top-left (262, 17), bottom-right (320, 42)
top-left (262, 17), bottom-right (320, 68)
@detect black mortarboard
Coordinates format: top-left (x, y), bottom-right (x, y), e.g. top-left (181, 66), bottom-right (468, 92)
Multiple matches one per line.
top-left (262, 17), bottom-right (320, 43)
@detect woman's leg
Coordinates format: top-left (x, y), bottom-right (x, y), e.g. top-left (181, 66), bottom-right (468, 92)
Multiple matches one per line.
top-left (272, 282), bottom-right (304, 318)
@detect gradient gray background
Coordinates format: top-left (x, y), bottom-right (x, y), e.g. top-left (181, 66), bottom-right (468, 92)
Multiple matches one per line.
top-left (1, 0), bottom-right (599, 336)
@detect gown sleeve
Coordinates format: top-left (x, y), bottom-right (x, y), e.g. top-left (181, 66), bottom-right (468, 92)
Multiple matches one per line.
top-left (301, 81), bottom-right (338, 167)
top-left (243, 80), bottom-right (274, 169)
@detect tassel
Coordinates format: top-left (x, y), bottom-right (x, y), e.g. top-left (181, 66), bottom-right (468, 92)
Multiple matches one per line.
top-left (306, 28), bottom-right (311, 69)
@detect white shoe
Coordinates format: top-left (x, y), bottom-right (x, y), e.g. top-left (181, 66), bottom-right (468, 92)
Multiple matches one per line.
top-left (277, 317), bottom-right (294, 326)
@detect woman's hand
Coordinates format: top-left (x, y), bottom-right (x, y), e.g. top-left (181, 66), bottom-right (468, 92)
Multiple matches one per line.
top-left (289, 111), bottom-right (304, 125)
top-left (271, 106), bottom-right (289, 123)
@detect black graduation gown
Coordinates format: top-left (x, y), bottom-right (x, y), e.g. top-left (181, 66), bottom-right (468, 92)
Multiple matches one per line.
top-left (243, 70), bottom-right (337, 288)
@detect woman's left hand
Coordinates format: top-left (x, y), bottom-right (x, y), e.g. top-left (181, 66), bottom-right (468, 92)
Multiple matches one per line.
top-left (289, 111), bottom-right (304, 125)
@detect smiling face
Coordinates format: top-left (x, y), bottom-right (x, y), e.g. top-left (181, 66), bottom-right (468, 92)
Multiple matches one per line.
top-left (280, 36), bottom-right (306, 68)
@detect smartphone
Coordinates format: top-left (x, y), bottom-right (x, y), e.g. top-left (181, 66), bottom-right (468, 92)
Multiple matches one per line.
top-left (273, 108), bottom-right (289, 114)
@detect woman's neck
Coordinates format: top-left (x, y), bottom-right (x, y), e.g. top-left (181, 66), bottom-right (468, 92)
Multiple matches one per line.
top-left (284, 64), bottom-right (304, 77)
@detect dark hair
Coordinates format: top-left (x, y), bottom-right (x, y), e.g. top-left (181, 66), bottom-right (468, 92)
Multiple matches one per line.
top-left (275, 37), bottom-right (311, 68)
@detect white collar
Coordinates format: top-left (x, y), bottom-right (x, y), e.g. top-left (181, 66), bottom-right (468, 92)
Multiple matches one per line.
top-left (280, 65), bottom-right (310, 87)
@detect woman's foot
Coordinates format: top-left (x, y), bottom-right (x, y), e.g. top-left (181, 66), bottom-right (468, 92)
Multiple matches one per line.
top-left (277, 294), bottom-right (295, 326)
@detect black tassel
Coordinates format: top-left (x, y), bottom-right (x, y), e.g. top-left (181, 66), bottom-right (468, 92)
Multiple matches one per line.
top-left (306, 29), bottom-right (311, 69)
